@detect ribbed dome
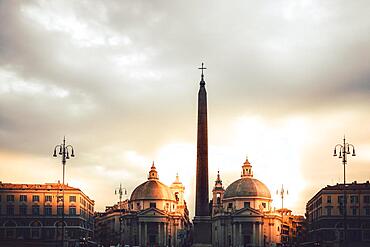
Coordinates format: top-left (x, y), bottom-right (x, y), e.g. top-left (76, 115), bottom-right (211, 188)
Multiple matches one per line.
top-left (130, 180), bottom-right (175, 201)
top-left (224, 177), bottom-right (271, 199)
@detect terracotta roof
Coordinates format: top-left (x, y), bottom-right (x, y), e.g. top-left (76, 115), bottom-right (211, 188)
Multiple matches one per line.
top-left (0, 182), bottom-right (79, 190)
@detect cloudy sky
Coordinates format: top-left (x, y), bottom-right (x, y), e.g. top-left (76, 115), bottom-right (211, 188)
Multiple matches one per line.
top-left (1, 0), bottom-right (370, 216)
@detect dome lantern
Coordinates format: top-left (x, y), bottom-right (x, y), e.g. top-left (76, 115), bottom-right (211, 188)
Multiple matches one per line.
top-left (241, 156), bottom-right (253, 178)
top-left (148, 161), bottom-right (158, 180)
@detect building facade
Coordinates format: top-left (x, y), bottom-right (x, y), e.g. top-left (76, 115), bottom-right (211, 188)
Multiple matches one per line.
top-left (306, 181), bottom-right (370, 247)
top-left (276, 208), bottom-right (306, 246)
top-left (0, 182), bottom-right (94, 247)
top-left (95, 162), bottom-right (191, 247)
top-left (94, 200), bottom-right (128, 246)
top-left (211, 158), bottom-right (304, 247)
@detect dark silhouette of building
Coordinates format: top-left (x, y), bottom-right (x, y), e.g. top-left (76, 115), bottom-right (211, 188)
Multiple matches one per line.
top-left (306, 181), bottom-right (370, 247)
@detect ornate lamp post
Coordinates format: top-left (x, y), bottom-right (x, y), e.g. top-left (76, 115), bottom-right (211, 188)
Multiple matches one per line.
top-left (53, 137), bottom-right (75, 247)
top-left (115, 183), bottom-right (127, 246)
top-left (276, 184), bottom-right (288, 210)
top-left (333, 136), bottom-right (356, 247)
top-left (276, 184), bottom-right (288, 245)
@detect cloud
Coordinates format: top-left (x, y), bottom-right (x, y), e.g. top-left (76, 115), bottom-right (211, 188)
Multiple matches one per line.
top-left (0, 0), bottom-right (370, 212)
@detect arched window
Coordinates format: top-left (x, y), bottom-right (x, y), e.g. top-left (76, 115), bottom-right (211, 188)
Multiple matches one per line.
top-left (55, 221), bottom-right (66, 241)
top-left (30, 221), bottom-right (42, 239)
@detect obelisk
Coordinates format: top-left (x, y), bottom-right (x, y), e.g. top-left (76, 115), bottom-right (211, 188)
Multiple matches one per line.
top-left (193, 63), bottom-right (212, 246)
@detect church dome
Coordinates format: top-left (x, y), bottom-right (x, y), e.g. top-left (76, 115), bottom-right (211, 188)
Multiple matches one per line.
top-left (130, 162), bottom-right (176, 201)
top-left (130, 180), bottom-right (175, 201)
top-left (224, 177), bottom-right (271, 199)
top-left (223, 158), bottom-right (271, 199)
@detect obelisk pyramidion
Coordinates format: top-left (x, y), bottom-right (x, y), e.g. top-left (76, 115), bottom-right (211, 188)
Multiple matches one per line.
top-left (193, 63), bottom-right (212, 246)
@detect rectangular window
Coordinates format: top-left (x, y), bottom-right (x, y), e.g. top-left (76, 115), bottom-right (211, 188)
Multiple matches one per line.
top-left (149, 202), bottom-right (156, 208)
top-left (244, 202), bottom-right (250, 208)
top-left (19, 205), bottom-right (27, 215)
top-left (32, 195), bottom-right (40, 202)
top-left (228, 203), bottom-right (233, 208)
top-left (32, 205), bottom-right (40, 215)
top-left (57, 206), bottom-right (63, 216)
top-left (339, 206), bottom-right (344, 215)
top-left (69, 206), bottom-right (76, 215)
top-left (57, 195), bottom-right (63, 203)
top-left (352, 207), bottom-right (357, 216)
top-left (350, 195), bottom-right (359, 204)
top-left (44, 206), bottom-right (52, 216)
top-left (364, 196), bottom-right (370, 204)
top-left (7, 195), bottom-right (15, 202)
top-left (338, 196), bottom-right (344, 204)
top-left (69, 196), bottom-right (76, 202)
top-left (326, 207), bottom-right (332, 216)
top-left (7, 205), bottom-right (14, 215)
top-left (365, 207), bottom-right (370, 216)
top-left (45, 195), bottom-right (52, 202)
top-left (20, 195), bottom-right (27, 202)
top-left (327, 195), bottom-right (331, 203)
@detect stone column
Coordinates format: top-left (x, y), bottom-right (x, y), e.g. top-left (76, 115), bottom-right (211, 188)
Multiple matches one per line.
top-left (252, 222), bottom-right (256, 246)
top-left (138, 222), bottom-right (142, 246)
top-left (258, 222), bottom-right (262, 247)
top-left (239, 223), bottom-right (242, 247)
top-left (144, 222), bottom-right (148, 246)
top-left (174, 222), bottom-right (177, 247)
top-left (165, 222), bottom-right (167, 247)
top-left (232, 223), bottom-right (236, 246)
top-left (158, 223), bottom-right (162, 246)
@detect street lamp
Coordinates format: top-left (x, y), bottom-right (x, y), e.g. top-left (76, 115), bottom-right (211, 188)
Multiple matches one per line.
top-left (333, 136), bottom-right (356, 247)
top-left (276, 184), bottom-right (288, 210)
top-left (115, 183), bottom-right (127, 246)
top-left (277, 184), bottom-right (288, 245)
top-left (53, 137), bottom-right (75, 247)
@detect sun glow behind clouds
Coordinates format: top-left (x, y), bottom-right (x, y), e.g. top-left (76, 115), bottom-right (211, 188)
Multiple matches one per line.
top-left (148, 116), bottom-right (310, 216)
top-left (217, 116), bottom-right (309, 214)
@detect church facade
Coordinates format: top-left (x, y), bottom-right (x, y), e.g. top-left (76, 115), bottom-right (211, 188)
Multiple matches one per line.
top-left (211, 158), bottom-right (282, 247)
top-left (120, 163), bottom-right (191, 246)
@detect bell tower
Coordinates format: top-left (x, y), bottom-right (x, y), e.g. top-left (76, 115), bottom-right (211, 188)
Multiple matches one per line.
top-left (212, 171), bottom-right (225, 216)
top-left (170, 173), bottom-right (185, 206)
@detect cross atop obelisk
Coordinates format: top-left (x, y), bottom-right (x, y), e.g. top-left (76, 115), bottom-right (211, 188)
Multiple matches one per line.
top-left (198, 62), bottom-right (207, 85)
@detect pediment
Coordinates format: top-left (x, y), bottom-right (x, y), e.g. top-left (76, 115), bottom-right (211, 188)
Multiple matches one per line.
top-left (137, 207), bottom-right (168, 217)
top-left (232, 207), bottom-right (263, 217)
